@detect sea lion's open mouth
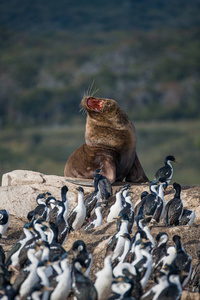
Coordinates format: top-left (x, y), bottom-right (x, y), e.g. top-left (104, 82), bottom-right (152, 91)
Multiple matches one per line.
top-left (87, 98), bottom-right (103, 112)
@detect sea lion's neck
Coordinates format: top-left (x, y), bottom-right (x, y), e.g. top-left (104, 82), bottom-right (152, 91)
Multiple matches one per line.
top-left (86, 108), bottom-right (132, 130)
top-left (85, 115), bottom-right (135, 149)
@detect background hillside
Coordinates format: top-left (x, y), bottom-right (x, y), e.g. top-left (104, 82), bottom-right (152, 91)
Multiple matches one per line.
top-left (0, 0), bottom-right (200, 184)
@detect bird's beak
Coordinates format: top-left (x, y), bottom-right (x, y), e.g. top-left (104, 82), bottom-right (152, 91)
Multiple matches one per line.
top-left (117, 276), bottom-right (124, 282)
top-left (145, 181), bottom-right (151, 185)
top-left (42, 286), bottom-right (54, 292)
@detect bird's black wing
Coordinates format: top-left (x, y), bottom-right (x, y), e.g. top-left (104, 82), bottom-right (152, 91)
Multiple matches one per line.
top-left (157, 284), bottom-right (181, 300)
top-left (5, 242), bottom-right (21, 266)
top-left (105, 234), bottom-right (118, 257)
top-left (67, 209), bottom-right (77, 231)
top-left (155, 165), bottom-right (171, 181)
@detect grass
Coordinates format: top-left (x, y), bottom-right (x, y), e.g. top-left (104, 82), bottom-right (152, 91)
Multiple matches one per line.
top-left (136, 120), bottom-right (200, 185)
top-left (0, 120), bottom-right (200, 185)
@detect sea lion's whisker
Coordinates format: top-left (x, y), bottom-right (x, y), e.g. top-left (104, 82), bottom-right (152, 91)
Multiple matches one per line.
top-left (79, 105), bottom-right (86, 115)
top-left (88, 79), bottom-right (95, 96)
top-left (91, 87), bottom-right (99, 97)
top-left (84, 79), bottom-right (99, 97)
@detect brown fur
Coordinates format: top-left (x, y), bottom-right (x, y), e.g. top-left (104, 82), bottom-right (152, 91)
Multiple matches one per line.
top-left (64, 96), bottom-right (148, 184)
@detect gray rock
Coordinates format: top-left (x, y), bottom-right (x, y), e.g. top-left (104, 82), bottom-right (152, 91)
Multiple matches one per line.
top-left (0, 170), bottom-right (94, 219)
top-left (0, 170), bottom-right (199, 224)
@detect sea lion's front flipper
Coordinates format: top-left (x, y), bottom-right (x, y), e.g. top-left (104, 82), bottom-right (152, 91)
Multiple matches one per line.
top-left (126, 152), bottom-right (149, 183)
top-left (100, 158), bottom-right (116, 184)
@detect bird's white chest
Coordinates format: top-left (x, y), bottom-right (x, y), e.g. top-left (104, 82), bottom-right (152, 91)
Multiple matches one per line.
top-left (72, 205), bottom-right (86, 230)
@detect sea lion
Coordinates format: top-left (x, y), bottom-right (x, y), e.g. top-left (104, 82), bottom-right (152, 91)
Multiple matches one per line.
top-left (64, 96), bottom-right (148, 184)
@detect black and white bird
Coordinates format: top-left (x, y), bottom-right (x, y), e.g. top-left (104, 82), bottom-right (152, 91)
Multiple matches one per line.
top-left (94, 168), bottom-right (112, 198)
top-left (154, 246), bottom-right (177, 273)
top-left (164, 182), bottom-right (183, 226)
top-left (121, 184), bottom-right (131, 206)
top-left (45, 196), bottom-right (58, 223)
top-left (98, 179), bottom-right (111, 208)
top-left (119, 191), bottom-right (135, 234)
top-left (153, 180), bottom-right (168, 223)
top-left (135, 214), bottom-right (155, 249)
top-left (67, 187), bottom-right (86, 233)
top-left (53, 200), bottom-right (69, 245)
top-left (112, 233), bottom-right (131, 268)
top-left (134, 191), bottom-right (149, 218)
top-left (106, 213), bottom-right (129, 262)
top-left (71, 257), bottom-right (98, 300)
top-left (124, 213), bottom-right (153, 265)
top-left (137, 240), bottom-right (153, 289)
top-left (84, 187), bottom-right (101, 223)
top-left (0, 209), bottom-right (9, 236)
top-left (27, 192), bottom-right (51, 222)
top-left (141, 269), bottom-right (167, 300)
top-left (123, 268), bottom-right (143, 300)
top-left (154, 155), bottom-right (177, 184)
top-left (178, 209), bottom-right (195, 226)
top-left (36, 259), bottom-right (52, 300)
top-left (112, 263), bottom-right (143, 299)
top-left (107, 189), bottom-right (123, 223)
top-left (71, 240), bottom-right (93, 277)
top-left (5, 222), bottom-right (35, 271)
top-left (151, 232), bottom-right (168, 274)
top-left (84, 202), bottom-right (104, 231)
top-left (50, 252), bottom-right (72, 300)
top-left (108, 275), bottom-right (134, 300)
top-left (142, 265), bottom-right (183, 300)
top-left (50, 254), bottom-right (62, 276)
top-left (46, 222), bottom-right (66, 261)
top-left (94, 254), bottom-right (113, 300)
top-left (84, 169), bottom-right (111, 221)
top-left (13, 245), bottom-right (40, 299)
top-left (112, 238), bottom-right (145, 279)
top-left (36, 258), bottom-right (51, 282)
top-left (130, 238), bottom-right (147, 266)
top-left (136, 181), bottom-right (160, 222)
top-left (60, 185), bottom-right (69, 221)
top-left (35, 241), bottom-right (51, 278)
top-left (112, 258), bottom-right (141, 283)
top-left (17, 219), bottom-right (48, 270)
top-left (171, 234), bottom-right (192, 287)
top-left (123, 225), bottom-right (146, 264)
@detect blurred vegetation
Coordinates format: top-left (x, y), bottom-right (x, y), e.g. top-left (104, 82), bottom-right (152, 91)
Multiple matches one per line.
top-left (0, 1), bottom-right (199, 184)
top-left (0, 120), bottom-right (200, 185)
top-left (0, 0), bottom-right (200, 128)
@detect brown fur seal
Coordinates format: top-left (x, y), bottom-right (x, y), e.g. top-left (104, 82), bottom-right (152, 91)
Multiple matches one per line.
top-left (64, 96), bottom-right (148, 184)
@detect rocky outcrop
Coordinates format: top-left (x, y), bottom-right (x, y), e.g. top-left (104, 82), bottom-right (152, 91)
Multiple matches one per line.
top-left (0, 170), bottom-right (200, 299)
top-left (0, 170), bottom-right (94, 219)
top-left (1, 170), bottom-right (200, 222)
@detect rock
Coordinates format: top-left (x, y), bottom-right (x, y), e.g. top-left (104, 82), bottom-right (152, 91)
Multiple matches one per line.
top-left (1, 170), bottom-right (200, 222)
top-left (181, 290), bottom-right (200, 300)
top-left (0, 170), bottom-right (94, 219)
top-left (93, 236), bottom-right (110, 256)
top-left (1, 170), bottom-right (45, 186)
top-left (0, 169), bottom-right (200, 299)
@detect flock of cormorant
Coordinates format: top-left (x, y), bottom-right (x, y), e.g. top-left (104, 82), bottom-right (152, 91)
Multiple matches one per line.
top-left (0, 155), bottom-right (199, 299)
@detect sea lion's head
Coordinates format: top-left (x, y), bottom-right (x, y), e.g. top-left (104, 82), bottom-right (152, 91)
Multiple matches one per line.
top-left (81, 96), bottom-right (129, 127)
top-left (81, 96), bottom-right (119, 116)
